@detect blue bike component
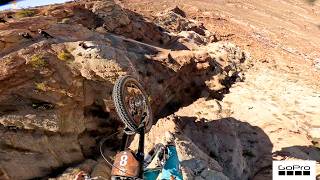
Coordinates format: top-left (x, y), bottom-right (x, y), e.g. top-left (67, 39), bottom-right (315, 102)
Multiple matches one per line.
top-left (144, 145), bottom-right (183, 180)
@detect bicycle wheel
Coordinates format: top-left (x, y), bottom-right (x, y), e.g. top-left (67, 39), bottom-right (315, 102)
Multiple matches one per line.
top-left (112, 75), bottom-right (153, 134)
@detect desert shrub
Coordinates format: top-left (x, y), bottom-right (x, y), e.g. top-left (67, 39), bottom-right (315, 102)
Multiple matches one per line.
top-left (57, 51), bottom-right (72, 61)
top-left (35, 82), bottom-right (47, 91)
top-left (30, 54), bottom-right (46, 68)
top-left (15, 9), bottom-right (35, 18)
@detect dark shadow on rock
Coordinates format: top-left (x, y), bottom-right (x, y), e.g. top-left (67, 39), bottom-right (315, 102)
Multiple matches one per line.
top-left (177, 116), bottom-right (273, 180)
top-left (273, 145), bottom-right (320, 161)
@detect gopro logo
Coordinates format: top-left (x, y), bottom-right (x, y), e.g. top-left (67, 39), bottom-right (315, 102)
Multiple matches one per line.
top-left (273, 160), bottom-right (316, 180)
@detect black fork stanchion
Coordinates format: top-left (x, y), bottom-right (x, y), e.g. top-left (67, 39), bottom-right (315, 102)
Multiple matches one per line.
top-left (119, 115), bottom-right (146, 179)
top-left (137, 124), bottom-right (145, 179)
top-left (136, 113), bottom-right (147, 179)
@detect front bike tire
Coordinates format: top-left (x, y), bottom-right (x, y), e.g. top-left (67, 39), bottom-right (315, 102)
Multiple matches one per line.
top-left (112, 75), bottom-right (153, 134)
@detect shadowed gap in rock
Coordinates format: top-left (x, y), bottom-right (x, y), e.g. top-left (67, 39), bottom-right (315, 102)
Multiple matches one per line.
top-left (177, 116), bottom-right (273, 180)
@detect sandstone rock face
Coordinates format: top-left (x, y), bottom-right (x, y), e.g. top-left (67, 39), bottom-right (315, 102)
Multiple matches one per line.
top-left (90, 0), bottom-right (130, 32)
top-left (0, 1), bottom-right (247, 179)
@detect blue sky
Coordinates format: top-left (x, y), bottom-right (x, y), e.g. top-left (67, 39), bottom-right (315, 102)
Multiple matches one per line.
top-left (0, 0), bottom-right (72, 11)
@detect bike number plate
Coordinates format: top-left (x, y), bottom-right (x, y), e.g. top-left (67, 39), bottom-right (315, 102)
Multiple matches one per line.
top-left (111, 150), bottom-right (140, 177)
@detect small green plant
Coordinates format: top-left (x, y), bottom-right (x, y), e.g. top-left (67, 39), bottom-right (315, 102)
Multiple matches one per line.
top-left (15, 9), bottom-right (35, 18)
top-left (30, 54), bottom-right (46, 68)
top-left (57, 51), bottom-right (72, 61)
top-left (35, 82), bottom-right (47, 91)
